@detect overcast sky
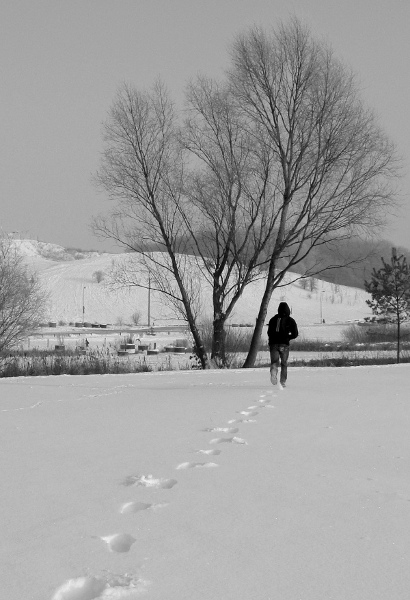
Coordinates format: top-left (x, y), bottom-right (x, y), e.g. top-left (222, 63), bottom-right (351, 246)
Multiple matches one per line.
top-left (1, 0), bottom-right (409, 252)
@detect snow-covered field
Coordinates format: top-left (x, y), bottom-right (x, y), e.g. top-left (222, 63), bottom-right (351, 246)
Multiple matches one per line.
top-left (1, 365), bottom-right (410, 600)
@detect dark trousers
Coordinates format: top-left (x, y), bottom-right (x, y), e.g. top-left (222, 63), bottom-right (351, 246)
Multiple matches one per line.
top-left (269, 344), bottom-right (290, 384)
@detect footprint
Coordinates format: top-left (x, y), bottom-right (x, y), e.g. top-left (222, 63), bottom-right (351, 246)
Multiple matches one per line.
top-left (197, 448), bottom-right (221, 456)
top-left (51, 576), bottom-right (106, 600)
top-left (122, 474), bottom-right (178, 489)
top-left (98, 533), bottom-right (137, 553)
top-left (209, 436), bottom-right (247, 445)
top-left (228, 418), bottom-right (257, 424)
top-left (202, 427), bottom-right (239, 433)
top-left (237, 411), bottom-right (258, 417)
top-left (121, 501), bottom-right (151, 513)
top-left (176, 462), bottom-right (218, 469)
top-left (103, 571), bottom-right (150, 591)
top-left (52, 572), bottom-right (150, 600)
top-left (120, 501), bottom-right (168, 514)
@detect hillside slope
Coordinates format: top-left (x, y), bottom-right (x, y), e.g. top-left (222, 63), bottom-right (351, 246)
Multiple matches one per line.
top-left (16, 240), bottom-right (372, 326)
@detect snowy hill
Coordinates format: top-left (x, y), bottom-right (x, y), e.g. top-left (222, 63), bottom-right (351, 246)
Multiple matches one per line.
top-left (11, 239), bottom-right (101, 262)
top-left (14, 239), bottom-right (372, 327)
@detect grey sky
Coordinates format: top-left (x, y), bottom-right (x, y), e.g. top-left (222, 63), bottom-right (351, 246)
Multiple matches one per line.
top-left (1, 0), bottom-right (409, 251)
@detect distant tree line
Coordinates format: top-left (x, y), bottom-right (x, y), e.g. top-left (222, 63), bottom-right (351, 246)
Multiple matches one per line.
top-left (128, 235), bottom-right (410, 291)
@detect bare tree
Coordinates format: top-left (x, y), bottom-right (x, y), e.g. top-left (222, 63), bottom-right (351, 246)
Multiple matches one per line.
top-left (93, 81), bottom-right (210, 367)
top-left (181, 77), bottom-right (278, 365)
top-left (229, 19), bottom-right (398, 367)
top-left (131, 310), bottom-right (142, 326)
top-left (92, 270), bottom-right (105, 283)
top-left (94, 79), bottom-right (279, 367)
top-left (0, 234), bottom-right (47, 352)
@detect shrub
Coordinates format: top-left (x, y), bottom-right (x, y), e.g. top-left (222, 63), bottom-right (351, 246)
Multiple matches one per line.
top-left (308, 277), bottom-right (317, 292)
top-left (341, 324), bottom-right (369, 344)
top-left (131, 311), bottom-right (142, 326)
top-left (0, 349), bottom-right (152, 378)
top-left (342, 323), bottom-right (410, 344)
top-left (200, 320), bottom-right (262, 354)
top-left (257, 350), bottom-right (410, 368)
top-left (93, 270), bottom-right (105, 283)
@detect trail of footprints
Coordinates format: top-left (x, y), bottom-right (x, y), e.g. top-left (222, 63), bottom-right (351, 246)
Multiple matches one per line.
top-left (51, 388), bottom-right (276, 599)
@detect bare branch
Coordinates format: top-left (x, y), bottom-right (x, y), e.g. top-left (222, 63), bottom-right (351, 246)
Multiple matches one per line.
top-left (229, 19), bottom-right (399, 367)
top-left (0, 234), bottom-right (48, 352)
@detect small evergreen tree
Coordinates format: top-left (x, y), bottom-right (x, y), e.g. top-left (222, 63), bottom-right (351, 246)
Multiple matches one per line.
top-left (364, 248), bottom-right (410, 362)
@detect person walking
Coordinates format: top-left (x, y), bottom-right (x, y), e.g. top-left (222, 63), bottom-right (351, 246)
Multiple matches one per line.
top-left (267, 302), bottom-right (298, 387)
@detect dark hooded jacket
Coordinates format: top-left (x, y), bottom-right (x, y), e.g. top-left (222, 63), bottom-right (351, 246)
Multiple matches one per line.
top-left (267, 302), bottom-right (298, 346)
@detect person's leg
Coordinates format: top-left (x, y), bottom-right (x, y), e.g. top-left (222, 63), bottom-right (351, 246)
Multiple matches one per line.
top-left (279, 345), bottom-right (290, 385)
top-left (269, 345), bottom-right (280, 384)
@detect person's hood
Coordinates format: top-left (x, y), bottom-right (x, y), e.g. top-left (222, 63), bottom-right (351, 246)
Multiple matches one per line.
top-left (278, 302), bottom-right (290, 317)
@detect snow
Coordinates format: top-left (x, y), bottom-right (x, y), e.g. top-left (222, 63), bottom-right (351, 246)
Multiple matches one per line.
top-left (1, 365), bottom-right (410, 599)
top-left (11, 239), bottom-right (101, 262)
top-left (13, 239), bottom-right (372, 326)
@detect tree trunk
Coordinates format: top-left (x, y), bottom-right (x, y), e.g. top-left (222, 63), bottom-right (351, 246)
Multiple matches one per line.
top-left (191, 322), bottom-right (209, 369)
top-left (164, 248), bottom-right (210, 369)
top-left (211, 283), bottom-right (227, 367)
top-left (243, 258), bottom-right (277, 368)
top-left (211, 314), bottom-right (227, 367)
top-left (174, 277), bottom-right (208, 369)
top-left (243, 189), bottom-right (291, 368)
top-left (396, 317), bottom-right (401, 364)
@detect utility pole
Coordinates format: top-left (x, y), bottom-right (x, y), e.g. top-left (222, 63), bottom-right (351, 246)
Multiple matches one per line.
top-left (82, 287), bottom-right (86, 326)
top-left (147, 276), bottom-right (151, 327)
top-left (320, 290), bottom-right (324, 323)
